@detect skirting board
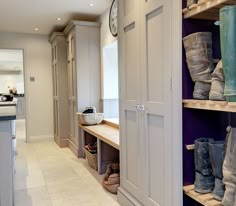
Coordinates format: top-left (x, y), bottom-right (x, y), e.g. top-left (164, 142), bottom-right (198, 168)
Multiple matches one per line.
top-left (54, 137), bottom-right (68, 148)
top-left (117, 187), bottom-right (143, 206)
top-left (28, 135), bottom-right (53, 143)
top-left (67, 139), bottom-right (81, 157)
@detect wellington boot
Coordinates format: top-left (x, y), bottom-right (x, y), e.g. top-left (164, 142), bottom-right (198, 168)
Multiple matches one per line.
top-left (209, 60), bottom-right (226, 101)
top-left (222, 127), bottom-right (236, 206)
top-left (209, 140), bottom-right (225, 200)
top-left (187, 0), bottom-right (198, 7)
top-left (183, 32), bottom-right (214, 99)
top-left (220, 6), bottom-right (236, 102)
top-left (194, 138), bottom-right (215, 193)
top-left (193, 82), bottom-right (211, 100)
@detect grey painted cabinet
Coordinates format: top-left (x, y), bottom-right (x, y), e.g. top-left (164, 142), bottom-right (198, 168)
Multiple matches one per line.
top-left (118, 1), bottom-right (178, 206)
top-left (64, 21), bottom-right (101, 157)
top-left (49, 32), bottom-right (69, 148)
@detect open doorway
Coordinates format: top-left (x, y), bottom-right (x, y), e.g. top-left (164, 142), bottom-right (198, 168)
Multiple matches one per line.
top-left (0, 49), bottom-right (27, 142)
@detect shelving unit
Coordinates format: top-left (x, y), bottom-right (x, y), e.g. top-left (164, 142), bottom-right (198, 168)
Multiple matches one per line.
top-left (183, 185), bottom-right (222, 206)
top-left (182, 0), bottom-right (236, 205)
top-left (182, 0), bottom-right (236, 20)
top-left (183, 99), bottom-right (236, 112)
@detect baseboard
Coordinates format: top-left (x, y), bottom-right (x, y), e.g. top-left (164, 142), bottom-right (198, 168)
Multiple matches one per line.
top-left (117, 187), bottom-right (143, 206)
top-left (60, 138), bottom-right (68, 148)
top-left (28, 135), bottom-right (53, 143)
top-left (54, 136), bottom-right (60, 146)
top-left (54, 136), bottom-right (68, 148)
top-left (67, 139), bottom-right (80, 157)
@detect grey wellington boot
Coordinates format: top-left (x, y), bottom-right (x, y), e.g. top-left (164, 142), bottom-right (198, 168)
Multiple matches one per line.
top-left (183, 32), bottom-right (214, 100)
top-left (222, 126), bottom-right (236, 206)
top-left (187, 0), bottom-right (198, 7)
top-left (209, 60), bottom-right (226, 101)
top-left (194, 138), bottom-right (215, 193)
top-left (209, 140), bottom-right (225, 200)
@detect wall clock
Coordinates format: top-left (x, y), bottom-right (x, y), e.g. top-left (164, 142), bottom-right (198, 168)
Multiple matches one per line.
top-left (109, 0), bottom-right (118, 37)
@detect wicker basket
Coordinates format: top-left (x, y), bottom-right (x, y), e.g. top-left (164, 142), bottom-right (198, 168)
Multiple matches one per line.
top-left (83, 147), bottom-right (98, 171)
top-left (78, 106), bottom-right (104, 126)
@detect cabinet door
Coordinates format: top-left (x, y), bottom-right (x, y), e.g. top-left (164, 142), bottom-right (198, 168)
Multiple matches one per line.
top-left (67, 34), bottom-right (77, 142)
top-left (68, 59), bottom-right (75, 140)
top-left (53, 99), bottom-right (59, 138)
top-left (140, 0), bottom-right (173, 205)
top-left (119, 0), bottom-right (144, 202)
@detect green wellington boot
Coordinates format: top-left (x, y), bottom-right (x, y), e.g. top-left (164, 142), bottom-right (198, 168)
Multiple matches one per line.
top-left (220, 6), bottom-right (236, 102)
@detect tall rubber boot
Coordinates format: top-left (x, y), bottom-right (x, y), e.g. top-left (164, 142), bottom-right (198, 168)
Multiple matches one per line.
top-left (194, 138), bottom-right (215, 193)
top-left (183, 32), bottom-right (214, 100)
top-left (222, 127), bottom-right (236, 206)
top-left (209, 60), bottom-right (226, 101)
top-left (209, 140), bottom-right (225, 200)
top-left (220, 6), bottom-right (236, 102)
top-left (187, 0), bottom-right (198, 7)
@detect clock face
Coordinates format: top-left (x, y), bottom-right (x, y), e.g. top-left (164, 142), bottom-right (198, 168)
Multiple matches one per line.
top-left (109, 0), bottom-right (118, 37)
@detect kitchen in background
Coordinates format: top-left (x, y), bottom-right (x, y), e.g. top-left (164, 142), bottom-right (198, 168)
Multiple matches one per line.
top-left (0, 49), bottom-right (25, 119)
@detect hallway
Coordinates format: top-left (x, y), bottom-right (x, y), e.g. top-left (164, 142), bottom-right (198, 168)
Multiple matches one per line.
top-left (14, 120), bottom-right (120, 206)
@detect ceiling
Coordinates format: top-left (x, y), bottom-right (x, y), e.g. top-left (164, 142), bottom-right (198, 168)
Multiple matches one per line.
top-left (0, 0), bottom-right (112, 35)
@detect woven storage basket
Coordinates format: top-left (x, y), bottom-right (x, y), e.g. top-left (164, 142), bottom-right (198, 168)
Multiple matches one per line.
top-left (83, 147), bottom-right (98, 171)
top-left (78, 106), bottom-right (104, 125)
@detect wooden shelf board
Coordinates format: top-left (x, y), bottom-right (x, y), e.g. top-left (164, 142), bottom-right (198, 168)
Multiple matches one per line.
top-left (183, 0), bottom-right (236, 20)
top-left (183, 99), bottom-right (236, 112)
top-left (183, 185), bottom-right (222, 206)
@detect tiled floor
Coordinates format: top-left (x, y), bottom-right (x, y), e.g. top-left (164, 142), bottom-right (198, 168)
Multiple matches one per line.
top-left (14, 119), bottom-right (120, 206)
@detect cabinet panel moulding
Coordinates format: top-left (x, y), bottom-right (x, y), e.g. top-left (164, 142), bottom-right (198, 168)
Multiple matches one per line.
top-left (182, 0), bottom-right (236, 20)
top-left (183, 99), bottom-right (236, 112)
top-left (183, 185), bottom-right (222, 206)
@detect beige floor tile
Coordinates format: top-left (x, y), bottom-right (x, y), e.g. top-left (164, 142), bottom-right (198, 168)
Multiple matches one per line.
top-left (14, 119), bottom-right (120, 206)
top-left (14, 186), bottom-right (52, 206)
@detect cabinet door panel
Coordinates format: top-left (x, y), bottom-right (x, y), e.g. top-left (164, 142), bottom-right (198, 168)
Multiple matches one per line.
top-left (125, 111), bottom-right (139, 186)
top-left (141, 1), bottom-right (173, 206)
top-left (146, 8), bottom-right (163, 103)
top-left (124, 23), bottom-right (138, 102)
top-left (146, 114), bottom-right (164, 205)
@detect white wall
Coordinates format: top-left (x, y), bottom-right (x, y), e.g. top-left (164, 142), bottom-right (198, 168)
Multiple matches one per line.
top-left (0, 72), bottom-right (24, 94)
top-left (103, 41), bottom-right (118, 99)
top-left (0, 32), bottom-right (53, 141)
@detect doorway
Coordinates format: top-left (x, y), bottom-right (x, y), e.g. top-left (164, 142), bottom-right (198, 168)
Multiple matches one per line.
top-left (0, 49), bottom-right (27, 142)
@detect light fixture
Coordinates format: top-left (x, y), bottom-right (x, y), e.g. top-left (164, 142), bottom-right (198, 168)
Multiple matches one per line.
top-left (57, 17), bottom-right (61, 21)
top-left (89, 3), bottom-right (94, 7)
top-left (34, 28), bottom-right (39, 31)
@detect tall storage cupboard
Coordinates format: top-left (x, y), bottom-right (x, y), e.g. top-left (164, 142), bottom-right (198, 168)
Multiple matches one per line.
top-left (49, 32), bottom-right (69, 148)
top-left (64, 21), bottom-right (101, 157)
top-left (117, 0), bottom-right (182, 206)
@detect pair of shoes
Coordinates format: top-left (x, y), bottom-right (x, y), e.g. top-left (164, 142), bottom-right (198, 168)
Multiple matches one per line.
top-left (85, 142), bottom-right (97, 154)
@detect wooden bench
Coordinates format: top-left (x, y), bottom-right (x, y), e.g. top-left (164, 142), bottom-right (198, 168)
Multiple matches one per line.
top-left (79, 121), bottom-right (119, 174)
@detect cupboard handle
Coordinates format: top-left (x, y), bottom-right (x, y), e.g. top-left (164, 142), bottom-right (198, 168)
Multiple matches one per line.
top-left (140, 105), bottom-right (145, 111)
top-left (134, 104), bottom-right (141, 110)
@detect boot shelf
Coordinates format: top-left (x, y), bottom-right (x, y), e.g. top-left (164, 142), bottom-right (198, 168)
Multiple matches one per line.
top-left (182, 0), bottom-right (236, 20)
top-left (183, 185), bottom-right (222, 206)
top-left (183, 99), bottom-right (236, 112)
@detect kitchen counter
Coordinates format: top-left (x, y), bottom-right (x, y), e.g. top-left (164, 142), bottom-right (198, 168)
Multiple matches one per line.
top-left (12, 94), bottom-right (24, 97)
